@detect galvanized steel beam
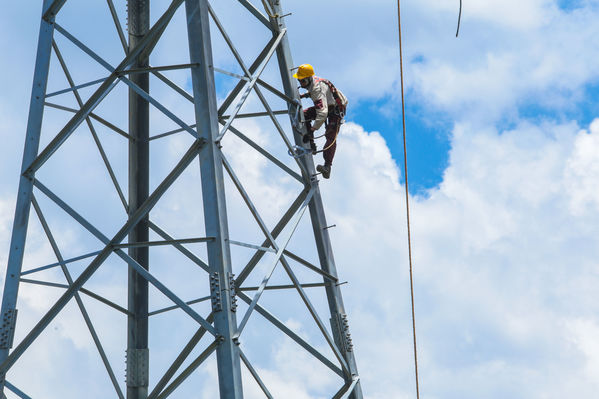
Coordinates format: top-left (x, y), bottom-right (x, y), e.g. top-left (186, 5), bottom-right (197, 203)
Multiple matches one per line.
top-left (267, 0), bottom-right (364, 396)
top-left (25, 0), bottom-right (184, 176)
top-left (127, 1), bottom-right (151, 396)
top-left (2, 1), bottom-right (364, 397)
top-left (185, 0), bottom-right (244, 396)
top-left (31, 179), bottom-right (216, 335)
top-left (0, 140), bottom-right (206, 377)
top-left (0, 1), bottom-right (56, 393)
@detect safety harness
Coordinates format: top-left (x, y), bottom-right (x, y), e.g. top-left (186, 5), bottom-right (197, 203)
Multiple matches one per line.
top-left (291, 77), bottom-right (346, 159)
top-left (313, 77), bottom-right (346, 117)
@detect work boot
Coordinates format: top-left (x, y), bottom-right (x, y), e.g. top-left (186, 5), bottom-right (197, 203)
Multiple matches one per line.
top-left (316, 164), bottom-right (331, 179)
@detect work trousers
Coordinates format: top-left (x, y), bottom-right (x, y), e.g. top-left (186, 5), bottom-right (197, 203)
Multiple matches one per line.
top-left (304, 106), bottom-right (342, 166)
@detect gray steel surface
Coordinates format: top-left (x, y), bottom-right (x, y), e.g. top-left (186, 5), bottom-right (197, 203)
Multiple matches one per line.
top-left (0, 0), bottom-right (363, 397)
top-left (268, 0), bottom-right (363, 396)
top-left (0, 0), bottom-right (55, 393)
top-left (127, 1), bottom-right (151, 397)
top-left (185, 0), bottom-right (244, 396)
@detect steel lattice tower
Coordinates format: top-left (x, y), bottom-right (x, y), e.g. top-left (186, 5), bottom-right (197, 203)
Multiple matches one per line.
top-left (0, 1), bottom-right (362, 398)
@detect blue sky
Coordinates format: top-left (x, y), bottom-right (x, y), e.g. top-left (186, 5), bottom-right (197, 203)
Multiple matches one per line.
top-left (4, 1), bottom-right (599, 399)
top-left (351, 95), bottom-right (452, 193)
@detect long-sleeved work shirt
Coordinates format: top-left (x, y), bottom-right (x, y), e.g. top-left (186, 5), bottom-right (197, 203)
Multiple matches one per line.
top-left (306, 76), bottom-right (348, 130)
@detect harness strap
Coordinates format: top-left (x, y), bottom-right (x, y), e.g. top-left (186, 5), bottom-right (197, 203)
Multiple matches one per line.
top-left (314, 77), bottom-right (346, 115)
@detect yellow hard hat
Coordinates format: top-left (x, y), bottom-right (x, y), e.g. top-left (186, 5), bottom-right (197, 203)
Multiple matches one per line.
top-left (293, 64), bottom-right (315, 80)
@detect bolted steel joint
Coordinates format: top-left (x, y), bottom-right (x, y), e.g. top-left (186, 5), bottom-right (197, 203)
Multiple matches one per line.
top-left (0, 308), bottom-right (18, 350)
top-left (210, 272), bottom-right (222, 312)
top-left (228, 272), bottom-right (237, 312)
top-left (125, 348), bottom-right (149, 387)
top-left (127, 0), bottom-right (150, 36)
top-left (340, 314), bottom-right (354, 352)
top-left (331, 313), bottom-right (354, 353)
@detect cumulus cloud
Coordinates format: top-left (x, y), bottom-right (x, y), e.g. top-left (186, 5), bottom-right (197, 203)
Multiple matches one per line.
top-left (406, 0), bottom-right (599, 122)
top-left (5, 1), bottom-right (599, 399)
top-left (4, 102), bottom-right (599, 399)
top-left (564, 119), bottom-right (599, 214)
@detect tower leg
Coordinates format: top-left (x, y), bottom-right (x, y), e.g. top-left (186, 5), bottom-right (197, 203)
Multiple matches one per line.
top-left (268, 1), bottom-right (364, 397)
top-left (185, 0), bottom-right (244, 397)
top-left (0, 0), bottom-right (55, 393)
top-left (127, 1), bottom-right (150, 397)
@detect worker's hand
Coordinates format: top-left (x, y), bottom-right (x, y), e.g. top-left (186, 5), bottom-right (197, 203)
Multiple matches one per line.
top-left (300, 92), bottom-right (310, 99)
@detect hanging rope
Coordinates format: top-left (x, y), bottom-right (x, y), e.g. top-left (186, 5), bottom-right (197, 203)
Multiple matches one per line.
top-left (456, 0), bottom-right (463, 37)
top-left (314, 127), bottom-right (340, 154)
top-left (397, 1), bottom-right (421, 399)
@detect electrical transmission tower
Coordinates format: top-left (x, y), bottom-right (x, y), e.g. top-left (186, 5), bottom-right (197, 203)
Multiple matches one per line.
top-left (0, 0), bottom-right (362, 398)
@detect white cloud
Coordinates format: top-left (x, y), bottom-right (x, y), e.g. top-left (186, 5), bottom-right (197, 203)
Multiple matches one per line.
top-left (407, 1), bottom-right (599, 121)
top-left (565, 118), bottom-right (599, 214)
top-left (5, 1), bottom-right (599, 399)
top-left (4, 98), bottom-right (599, 398)
top-left (567, 318), bottom-right (599, 379)
top-left (299, 117), bottom-right (599, 398)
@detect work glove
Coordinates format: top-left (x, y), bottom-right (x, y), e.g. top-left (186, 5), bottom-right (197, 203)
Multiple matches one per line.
top-left (300, 92), bottom-right (310, 99)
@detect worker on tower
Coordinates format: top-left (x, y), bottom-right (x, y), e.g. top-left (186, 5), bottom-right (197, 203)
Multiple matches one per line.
top-left (294, 64), bottom-right (348, 179)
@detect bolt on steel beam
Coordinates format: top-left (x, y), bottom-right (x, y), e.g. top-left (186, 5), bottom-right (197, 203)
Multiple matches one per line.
top-left (0, 1), bottom-right (362, 397)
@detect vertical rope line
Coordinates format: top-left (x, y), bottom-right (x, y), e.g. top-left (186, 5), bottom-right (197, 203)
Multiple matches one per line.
top-left (397, 1), bottom-right (421, 398)
top-left (456, 0), bottom-right (463, 37)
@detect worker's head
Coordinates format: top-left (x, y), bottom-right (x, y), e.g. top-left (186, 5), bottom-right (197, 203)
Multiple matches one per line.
top-left (293, 64), bottom-right (315, 88)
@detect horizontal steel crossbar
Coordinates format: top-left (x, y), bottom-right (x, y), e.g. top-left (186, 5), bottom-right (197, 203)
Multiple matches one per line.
top-left (227, 239), bottom-right (276, 253)
top-left (113, 237), bottom-right (214, 249)
top-left (215, 28), bottom-right (287, 142)
top-left (21, 249), bottom-right (103, 276)
top-left (55, 24), bottom-right (201, 141)
top-left (45, 77), bottom-right (107, 98)
top-left (217, 35), bottom-right (279, 116)
top-left (148, 221), bottom-right (210, 273)
top-left (214, 67), bottom-right (249, 81)
top-left (148, 296), bottom-right (211, 317)
top-left (238, 282), bottom-right (326, 291)
top-left (24, 0), bottom-right (184, 176)
top-left (220, 110), bottom-right (288, 119)
top-left (19, 278), bottom-right (132, 316)
top-left (150, 123), bottom-right (198, 141)
top-left (235, 190), bottom-right (309, 286)
top-left (51, 39), bottom-right (129, 220)
top-left (121, 63), bottom-right (199, 75)
top-left (0, 139), bottom-right (211, 376)
top-left (32, 162), bottom-right (217, 335)
top-left (44, 102), bottom-right (131, 140)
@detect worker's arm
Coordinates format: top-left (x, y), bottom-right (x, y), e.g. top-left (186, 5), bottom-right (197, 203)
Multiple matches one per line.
top-left (310, 83), bottom-right (328, 130)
